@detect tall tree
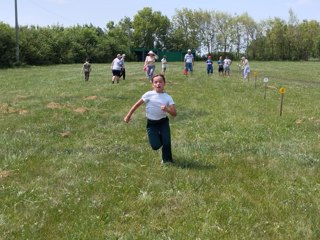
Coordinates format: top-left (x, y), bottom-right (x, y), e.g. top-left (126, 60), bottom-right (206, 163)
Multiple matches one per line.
top-left (132, 7), bottom-right (170, 50)
top-left (196, 10), bottom-right (217, 54)
top-left (169, 8), bottom-right (201, 52)
top-left (214, 11), bottom-right (234, 54)
top-left (0, 22), bottom-right (16, 67)
top-left (233, 13), bottom-right (257, 58)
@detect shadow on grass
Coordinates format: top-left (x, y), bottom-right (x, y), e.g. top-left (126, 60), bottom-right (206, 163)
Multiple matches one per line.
top-left (172, 156), bottom-right (216, 170)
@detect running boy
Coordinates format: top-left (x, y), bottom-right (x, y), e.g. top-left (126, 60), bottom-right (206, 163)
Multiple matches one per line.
top-left (124, 74), bottom-right (177, 163)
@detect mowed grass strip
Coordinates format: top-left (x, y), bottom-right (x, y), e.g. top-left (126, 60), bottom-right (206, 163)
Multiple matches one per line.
top-left (0, 61), bottom-right (319, 239)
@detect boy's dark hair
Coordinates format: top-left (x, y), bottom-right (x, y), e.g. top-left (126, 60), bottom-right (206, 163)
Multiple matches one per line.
top-left (152, 74), bottom-right (166, 83)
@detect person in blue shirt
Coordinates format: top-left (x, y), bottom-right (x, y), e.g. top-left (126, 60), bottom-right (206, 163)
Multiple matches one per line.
top-left (217, 56), bottom-right (224, 76)
top-left (206, 55), bottom-right (213, 75)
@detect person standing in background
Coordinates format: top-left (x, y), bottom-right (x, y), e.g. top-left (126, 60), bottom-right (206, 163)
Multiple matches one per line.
top-left (119, 54), bottom-right (126, 80)
top-left (241, 56), bottom-right (250, 80)
top-left (161, 55), bottom-right (167, 75)
top-left (82, 58), bottom-right (91, 81)
top-left (111, 54), bottom-right (123, 84)
top-left (184, 49), bottom-right (194, 77)
top-left (223, 56), bottom-right (232, 77)
top-left (217, 56), bottom-right (224, 76)
top-left (144, 51), bottom-right (158, 82)
top-left (206, 55), bottom-right (213, 76)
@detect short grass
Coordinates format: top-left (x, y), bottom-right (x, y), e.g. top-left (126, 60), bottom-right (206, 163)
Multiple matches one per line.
top-left (0, 61), bottom-right (319, 239)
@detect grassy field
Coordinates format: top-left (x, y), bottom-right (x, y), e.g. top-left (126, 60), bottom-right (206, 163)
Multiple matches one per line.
top-left (0, 61), bottom-right (319, 239)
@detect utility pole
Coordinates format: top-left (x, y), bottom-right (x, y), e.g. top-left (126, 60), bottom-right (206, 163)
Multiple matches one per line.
top-left (15, 0), bottom-right (20, 65)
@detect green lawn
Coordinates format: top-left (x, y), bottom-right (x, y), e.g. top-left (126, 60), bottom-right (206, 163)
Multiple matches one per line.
top-left (0, 61), bottom-right (319, 239)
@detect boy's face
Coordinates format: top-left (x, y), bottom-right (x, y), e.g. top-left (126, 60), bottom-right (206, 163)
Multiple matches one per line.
top-left (152, 76), bottom-right (165, 93)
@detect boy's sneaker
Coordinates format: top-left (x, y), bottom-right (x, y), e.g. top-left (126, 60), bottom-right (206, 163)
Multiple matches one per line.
top-left (161, 160), bottom-right (174, 164)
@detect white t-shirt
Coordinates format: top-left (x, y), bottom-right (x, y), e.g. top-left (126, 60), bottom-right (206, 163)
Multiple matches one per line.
top-left (224, 58), bottom-right (231, 66)
top-left (244, 59), bottom-right (249, 67)
top-left (141, 90), bottom-right (174, 120)
top-left (161, 58), bottom-right (167, 68)
top-left (184, 53), bottom-right (194, 63)
top-left (112, 58), bottom-right (123, 70)
top-left (145, 56), bottom-right (158, 66)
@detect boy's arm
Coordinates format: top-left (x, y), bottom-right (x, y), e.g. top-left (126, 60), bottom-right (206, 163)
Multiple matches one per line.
top-left (161, 104), bottom-right (177, 117)
top-left (124, 99), bottom-right (144, 123)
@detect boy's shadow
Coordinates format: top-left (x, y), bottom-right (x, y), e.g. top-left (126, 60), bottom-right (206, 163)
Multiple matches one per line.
top-left (173, 156), bottom-right (216, 170)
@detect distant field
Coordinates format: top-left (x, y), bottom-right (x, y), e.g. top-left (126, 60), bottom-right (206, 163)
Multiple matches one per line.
top-left (0, 61), bottom-right (319, 239)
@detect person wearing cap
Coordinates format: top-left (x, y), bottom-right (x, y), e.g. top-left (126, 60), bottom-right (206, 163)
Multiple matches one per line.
top-left (206, 55), bottom-right (213, 76)
top-left (119, 54), bottom-right (126, 80)
top-left (223, 56), bottom-right (232, 77)
top-left (111, 54), bottom-right (124, 84)
top-left (241, 56), bottom-right (250, 80)
top-left (184, 49), bottom-right (194, 77)
top-left (82, 58), bottom-right (91, 81)
top-left (161, 55), bottom-right (167, 75)
top-left (144, 50), bottom-right (158, 82)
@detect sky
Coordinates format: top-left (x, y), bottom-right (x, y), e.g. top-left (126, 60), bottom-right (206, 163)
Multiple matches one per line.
top-left (1, 0), bottom-right (320, 29)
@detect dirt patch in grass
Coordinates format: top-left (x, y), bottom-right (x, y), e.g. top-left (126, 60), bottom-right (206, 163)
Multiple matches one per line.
top-left (0, 104), bottom-right (28, 115)
top-left (0, 104), bottom-right (16, 113)
top-left (74, 107), bottom-right (88, 113)
top-left (19, 109), bottom-right (29, 115)
top-left (0, 170), bottom-right (11, 179)
top-left (16, 95), bottom-right (29, 100)
top-left (84, 95), bottom-right (97, 100)
top-left (60, 131), bottom-right (71, 137)
top-left (47, 102), bottom-right (65, 109)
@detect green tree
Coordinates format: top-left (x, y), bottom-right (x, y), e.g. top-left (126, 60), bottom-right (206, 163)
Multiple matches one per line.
top-left (132, 7), bottom-right (171, 50)
top-left (233, 13), bottom-right (257, 59)
top-left (0, 22), bottom-right (16, 67)
top-left (196, 10), bottom-right (217, 54)
top-left (170, 8), bottom-right (201, 52)
top-left (214, 11), bottom-right (234, 54)
top-left (19, 26), bottom-right (55, 65)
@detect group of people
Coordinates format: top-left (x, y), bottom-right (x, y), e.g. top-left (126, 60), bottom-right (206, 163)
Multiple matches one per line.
top-left (80, 50), bottom-right (251, 165)
top-left (217, 55), bottom-right (250, 79)
top-left (82, 50), bottom-right (250, 83)
top-left (206, 55), bottom-right (232, 77)
top-left (81, 54), bottom-right (126, 83)
top-left (184, 50), bottom-right (249, 79)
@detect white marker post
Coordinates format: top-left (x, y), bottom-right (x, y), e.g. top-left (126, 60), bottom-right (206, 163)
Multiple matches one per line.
top-left (263, 77), bottom-right (269, 99)
top-left (279, 87), bottom-right (286, 116)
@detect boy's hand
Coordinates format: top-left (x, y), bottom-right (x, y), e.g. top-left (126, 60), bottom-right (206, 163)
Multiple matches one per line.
top-left (161, 105), bottom-right (167, 112)
top-left (124, 115), bottom-right (131, 123)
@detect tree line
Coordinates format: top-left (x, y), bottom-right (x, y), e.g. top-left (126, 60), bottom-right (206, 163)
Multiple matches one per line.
top-left (1, 7), bottom-right (320, 67)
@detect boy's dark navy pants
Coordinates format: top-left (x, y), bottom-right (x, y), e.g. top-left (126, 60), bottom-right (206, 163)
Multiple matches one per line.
top-left (146, 117), bottom-right (172, 162)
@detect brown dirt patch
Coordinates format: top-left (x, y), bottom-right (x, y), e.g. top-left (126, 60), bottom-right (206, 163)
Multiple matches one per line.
top-left (0, 170), bottom-right (11, 178)
top-left (74, 107), bottom-right (88, 113)
top-left (19, 109), bottom-right (29, 115)
top-left (47, 102), bottom-right (64, 109)
top-left (84, 95), bottom-right (97, 100)
top-left (60, 131), bottom-right (71, 137)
